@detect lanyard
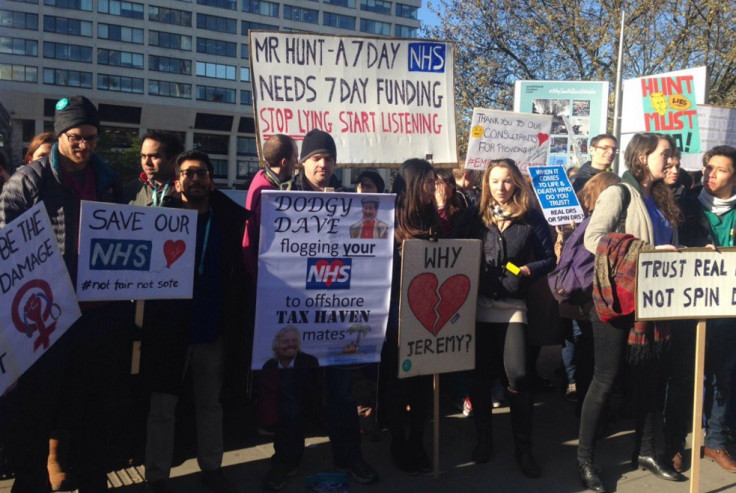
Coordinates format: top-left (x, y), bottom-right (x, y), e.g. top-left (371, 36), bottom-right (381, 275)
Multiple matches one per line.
top-left (152, 180), bottom-right (170, 207)
top-left (198, 210), bottom-right (212, 276)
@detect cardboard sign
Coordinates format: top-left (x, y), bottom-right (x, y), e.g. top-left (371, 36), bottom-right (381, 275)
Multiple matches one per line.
top-left (76, 202), bottom-right (197, 301)
top-left (514, 80), bottom-right (610, 168)
top-left (398, 239), bottom-right (480, 378)
top-left (249, 31), bottom-right (457, 166)
top-left (636, 249), bottom-right (736, 321)
top-left (679, 105), bottom-right (736, 172)
top-left (528, 166), bottom-right (584, 225)
top-left (0, 203), bottom-right (81, 395)
top-left (465, 109), bottom-right (553, 174)
top-left (252, 191), bottom-right (394, 368)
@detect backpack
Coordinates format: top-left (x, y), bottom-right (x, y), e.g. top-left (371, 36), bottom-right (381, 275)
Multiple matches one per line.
top-left (547, 184), bottom-right (630, 305)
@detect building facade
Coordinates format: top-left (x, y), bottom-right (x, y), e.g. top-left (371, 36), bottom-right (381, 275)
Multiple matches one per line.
top-left (0, 0), bottom-right (420, 186)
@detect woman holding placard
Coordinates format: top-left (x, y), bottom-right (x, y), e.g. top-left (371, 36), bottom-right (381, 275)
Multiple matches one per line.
top-left (455, 158), bottom-right (555, 478)
top-left (577, 132), bottom-right (684, 492)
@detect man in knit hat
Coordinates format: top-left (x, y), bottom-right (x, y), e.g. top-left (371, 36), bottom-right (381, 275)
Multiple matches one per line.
top-left (0, 95), bottom-right (125, 492)
top-left (285, 128), bottom-right (343, 192)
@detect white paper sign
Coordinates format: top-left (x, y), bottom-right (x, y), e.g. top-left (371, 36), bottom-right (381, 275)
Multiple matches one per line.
top-left (636, 249), bottom-right (736, 321)
top-left (76, 202), bottom-right (197, 301)
top-left (249, 31), bottom-right (457, 166)
top-left (679, 105), bottom-right (736, 171)
top-left (528, 166), bottom-right (585, 225)
top-left (0, 203), bottom-right (81, 395)
top-left (465, 109), bottom-right (553, 174)
top-left (398, 239), bottom-right (480, 379)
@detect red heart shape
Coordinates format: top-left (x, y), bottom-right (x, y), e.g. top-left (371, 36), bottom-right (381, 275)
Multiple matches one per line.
top-left (315, 259), bottom-right (344, 287)
top-left (163, 239), bottom-right (186, 268)
top-left (537, 133), bottom-right (549, 146)
top-left (407, 273), bottom-right (471, 336)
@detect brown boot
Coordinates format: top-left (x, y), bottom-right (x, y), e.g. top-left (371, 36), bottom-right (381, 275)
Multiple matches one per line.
top-left (48, 438), bottom-right (66, 491)
top-left (704, 447), bottom-right (736, 472)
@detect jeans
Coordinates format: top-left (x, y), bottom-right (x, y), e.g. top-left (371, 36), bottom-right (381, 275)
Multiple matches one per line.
top-left (704, 321), bottom-right (736, 449)
top-left (325, 366), bottom-right (363, 467)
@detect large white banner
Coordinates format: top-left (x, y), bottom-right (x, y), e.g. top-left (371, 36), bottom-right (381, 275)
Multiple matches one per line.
top-left (76, 202), bottom-right (197, 301)
top-left (679, 105), bottom-right (736, 171)
top-left (249, 31), bottom-right (457, 166)
top-left (252, 191), bottom-right (394, 368)
top-left (0, 203), bottom-right (81, 395)
top-left (398, 239), bottom-right (480, 379)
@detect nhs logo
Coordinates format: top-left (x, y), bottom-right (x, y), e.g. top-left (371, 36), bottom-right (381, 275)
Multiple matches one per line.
top-left (306, 258), bottom-right (352, 290)
top-left (408, 43), bottom-right (446, 73)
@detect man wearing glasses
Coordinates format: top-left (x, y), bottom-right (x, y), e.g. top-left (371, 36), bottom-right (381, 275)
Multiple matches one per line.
top-left (142, 150), bottom-right (248, 493)
top-left (0, 96), bottom-right (125, 491)
top-left (572, 133), bottom-right (619, 192)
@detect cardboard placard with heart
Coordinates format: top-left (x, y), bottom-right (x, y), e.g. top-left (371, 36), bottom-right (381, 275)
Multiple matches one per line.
top-left (398, 239), bottom-right (481, 379)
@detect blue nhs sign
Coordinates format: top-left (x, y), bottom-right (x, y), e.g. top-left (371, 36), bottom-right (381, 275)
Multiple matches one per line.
top-left (407, 43), bottom-right (446, 73)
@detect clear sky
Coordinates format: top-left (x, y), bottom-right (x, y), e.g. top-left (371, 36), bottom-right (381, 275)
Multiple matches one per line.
top-left (418, 0), bottom-right (442, 29)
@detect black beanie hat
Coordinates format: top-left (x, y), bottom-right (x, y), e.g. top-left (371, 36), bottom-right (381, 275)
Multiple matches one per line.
top-left (299, 129), bottom-right (336, 164)
top-left (54, 96), bottom-right (100, 137)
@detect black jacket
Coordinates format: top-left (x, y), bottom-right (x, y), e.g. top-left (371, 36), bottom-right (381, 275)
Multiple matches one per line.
top-left (677, 186), bottom-right (715, 247)
top-left (572, 162), bottom-right (604, 193)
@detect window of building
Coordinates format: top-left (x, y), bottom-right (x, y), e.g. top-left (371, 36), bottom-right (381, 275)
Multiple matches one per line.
top-left (97, 48), bottom-right (144, 69)
top-left (238, 116), bottom-right (255, 133)
top-left (360, 0), bottom-right (391, 14)
top-left (149, 6), bottom-right (191, 26)
top-left (0, 10), bottom-right (38, 30)
top-left (196, 61), bottom-right (235, 80)
top-left (0, 63), bottom-right (37, 82)
top-left (237, 136), bottom-right (257, 154)
top-left (210, 159), bottom-right (228, 178)
top-left (149, 31), bottom-right (191, 51)
top-left (394, 24), bottom-right (416, 37)
top-left (359, 18), bottom-right (390, 35)
top-left (43, 41), bottom-right (92, 62)
top-left (197, 0), bottom-right (235, 9)
top-left (149, 79), bottom-right (191, 99)
top-left (21, 120), bottom-right (36, 141)
top-left (242, 0), bottom-right (279, 17)
top-left (240, 89), bottom-right (252, 105)
top-left (323, 12), bottom-right (355, 30)
top-left (395, 2), bottom-right (417, 18)
top-left (196, 37), bottom-right (236, 57)
top-left (44, 0), bottom-right (92, 11)
top-left (0, 36), bottom-right (37, 56)
top-left (323, 0), bottom-right (355, 7)
top-left (98, 0), bottom-right (143, 19)
top-left (193, 133), bottom-right (229, 155)
top-left (237, 158), bottom-right (259, 179)
top-left (98, 104), bottom-right (141, 124)
top-left (8, 0), bottom-right (38, 4)
top-left (149, 55), bottom-right (191, 75)
top-left (98, 74), bottom-right (144, 93)
top-left (44, 15), bottom-right (92, 36)
top-left (98, 23), bottom-right (143, 44)
top-left (240, 67), bottom-right (250, 82)
top-left (42, 67), bottom-right (92, 88)
top-left (196, 13), bottom-right (236, 33)
top-left (196, 85), bottom-right (236, 104)
top-left (283, 5), bottom-right (318, 23)
top-left (241, 20), bottom-right (278, 35)
top-left (241, 44), bottom-right (249, 59)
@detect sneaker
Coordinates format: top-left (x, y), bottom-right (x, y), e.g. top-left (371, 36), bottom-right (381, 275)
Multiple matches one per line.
top-left (201, 468), bottom-right (238, 493)
top-left (462, 396), bottom-right (473, 417)
top-left (263, 464), bottom-right (298, 491)
top-left (565, 383), bottom-right (577, 402)
top-left (337, 458), bottom-right (379, 484)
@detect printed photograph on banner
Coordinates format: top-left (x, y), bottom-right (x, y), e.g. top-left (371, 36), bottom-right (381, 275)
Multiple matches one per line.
top-left (465, 109), bottom-right (553, 174)
top-left (528, 166), bottom-right (584, 226)
top-left (76, 201), bottom-right (197, 301)
top-left (248, 31), bottom-right (457, 166)
top-left (398, 239), bottom-right (480, 379)
top-left (251, 191), bottom-right (395, 369)
top-left (0, 202), bottom-right (81, 396)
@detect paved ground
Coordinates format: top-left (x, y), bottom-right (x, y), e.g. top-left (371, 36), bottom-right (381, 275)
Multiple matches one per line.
top-left (2, 346), bottom-right (736, 493)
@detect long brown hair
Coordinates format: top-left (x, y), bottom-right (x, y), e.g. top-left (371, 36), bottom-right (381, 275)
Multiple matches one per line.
top-left (24, 132), bottom-right (57, 164)
top-left (578, 171), bottom-right (621, 216)
top-left (478, 159), bottom-right (533, 228)
top-left (393, 158), bottom-right (440, 242)
top-left (434, 168), bottom-right (462, 217)
top-left (624, 133), bottom-right (681, 226)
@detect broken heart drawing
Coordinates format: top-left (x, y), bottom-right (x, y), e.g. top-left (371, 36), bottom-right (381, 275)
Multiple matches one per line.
top-left (407, 273), bottom-right (471, 336)
top-left (163, 239), bottom-right (186, 268)
top-left (537, 133), bottom-right (549, 146)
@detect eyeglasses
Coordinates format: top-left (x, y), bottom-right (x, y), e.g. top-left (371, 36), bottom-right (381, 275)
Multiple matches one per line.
top-left (65, 132), bottom-right (98, 145)
top-left (180, 168), bottom-right (209, 178)
top-left (593, 145), bottom-right (618, 154)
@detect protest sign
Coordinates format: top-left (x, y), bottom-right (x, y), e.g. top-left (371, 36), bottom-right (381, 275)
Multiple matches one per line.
top-left (679, 105), bottom-right (736, 171)
top-left (621, 66), bottom-right (708, 158)
top-left (514, 80), bottom-right (609, 168)
top-left (398, 239), bottom-right (480, 379)
top-left (249, 31), bottom-right (457, 166)
top-left (528, 166), bottom-right (584, 226)
top-left (465, 109), bottom-right (553, 174)
top-left (636, 249), bottom-right (736, 321)
top-left (252, 191), bottom-right (394, 369)
top-left (76, 202), bottom-right (197, 301)
top-left (0, 203), bottom-right (81, 395)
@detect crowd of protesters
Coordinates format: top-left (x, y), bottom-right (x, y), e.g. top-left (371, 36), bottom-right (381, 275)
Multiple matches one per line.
top-left (2, 95), bottom-right (736, 493)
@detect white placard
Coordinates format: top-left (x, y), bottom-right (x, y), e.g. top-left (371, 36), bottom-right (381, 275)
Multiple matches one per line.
top-left (76, 202), bottom-right (197, 301)
top-left (465, 109), bottom-right (553, 174)
top-left (0, 203), bottom-right (81, 395)
top-left (528, 166), bottom-right (585, 225)
top-left (679, 105), bottom-right (736, 171)
top-left (252, 191), bottom-right (394, 368)
top-left (249, 31), bottom-right (457, 166)
top-left (398, 239), bottom-right (480, 378)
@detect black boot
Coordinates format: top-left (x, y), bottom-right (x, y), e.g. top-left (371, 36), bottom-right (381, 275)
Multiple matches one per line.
top-left (471, 419), bottom-right (493, 463)
top-left (390, 426), bottom-right (414, 473)
top-left (508, 387), bottom-right (541, 478)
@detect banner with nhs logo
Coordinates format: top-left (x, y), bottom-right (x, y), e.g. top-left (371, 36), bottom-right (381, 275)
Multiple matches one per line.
top-left (252, 191), bottom-right (395, 368)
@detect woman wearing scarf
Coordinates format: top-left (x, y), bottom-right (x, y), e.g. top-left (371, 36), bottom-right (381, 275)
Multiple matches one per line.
top-left (577, 133), bottom-right (685, 492)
